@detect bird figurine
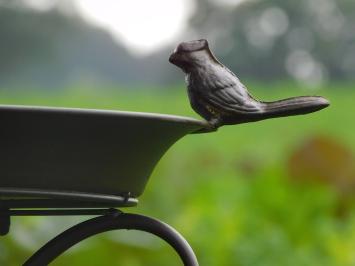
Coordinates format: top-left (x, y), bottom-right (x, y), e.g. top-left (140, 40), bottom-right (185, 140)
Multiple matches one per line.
top-left (169, 39), bottom-right (329, 129)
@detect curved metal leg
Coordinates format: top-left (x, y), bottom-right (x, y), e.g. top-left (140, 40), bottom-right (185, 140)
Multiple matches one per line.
top-left (24, 209), bottom-right (199, 266)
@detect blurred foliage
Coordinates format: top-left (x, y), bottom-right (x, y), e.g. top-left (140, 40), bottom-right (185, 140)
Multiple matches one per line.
top-left (289, 135), bottom-right (355, 195)
top-left (191, 0), bottom-right (355, 84)
top-left (0, 82), bottom-right (354, 265)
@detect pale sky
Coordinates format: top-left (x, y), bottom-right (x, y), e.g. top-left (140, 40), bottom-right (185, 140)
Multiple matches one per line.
top-left (22, 0), bottom-right (245, 55)
top-left (74, 0), bottom-right (195, 55)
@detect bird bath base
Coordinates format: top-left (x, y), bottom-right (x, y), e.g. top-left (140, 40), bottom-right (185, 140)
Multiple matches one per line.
top-left (0, 207), bottom-right (198, 266)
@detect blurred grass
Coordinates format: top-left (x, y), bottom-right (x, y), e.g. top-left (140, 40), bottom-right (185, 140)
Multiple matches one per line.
top-left (0, 82), bottom-right (354, 266)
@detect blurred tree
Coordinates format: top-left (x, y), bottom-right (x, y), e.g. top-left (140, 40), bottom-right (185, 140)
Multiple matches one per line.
top-left (188, 0), bottom-right (355, 85)
top-left (0, 3), bottom-right (168, 89)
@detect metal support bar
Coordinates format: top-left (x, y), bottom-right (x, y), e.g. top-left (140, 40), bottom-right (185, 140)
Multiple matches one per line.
top-left (23, 209), bottom-right (199, 266)
top-left (0, 208), bottom-right (118, 236)
top-left (5, 208), bottom-right (117, 216)
top-left (0, 208), bottom-right (10, 236)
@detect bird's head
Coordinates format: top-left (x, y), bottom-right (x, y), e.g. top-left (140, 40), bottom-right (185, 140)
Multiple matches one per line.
top-left (169, 39), bottom-right (216, 73)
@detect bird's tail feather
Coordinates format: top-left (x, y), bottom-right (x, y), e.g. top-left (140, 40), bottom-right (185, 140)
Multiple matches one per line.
top-left (261, 96), bottom-right (329, 118)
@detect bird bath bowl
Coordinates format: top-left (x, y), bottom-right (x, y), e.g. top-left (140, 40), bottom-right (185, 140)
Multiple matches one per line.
top-left (0, 105), bottom-right (209, 266)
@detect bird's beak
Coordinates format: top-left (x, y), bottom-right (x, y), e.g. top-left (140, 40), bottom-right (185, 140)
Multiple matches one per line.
top-left (169, 52), bottom-right (178, 65)
top-left (169, 47), bottom-right (182, 65)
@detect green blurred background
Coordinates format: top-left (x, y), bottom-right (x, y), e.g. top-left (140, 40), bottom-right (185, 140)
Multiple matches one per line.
top-left (0, 0), bottom-right (354, 265)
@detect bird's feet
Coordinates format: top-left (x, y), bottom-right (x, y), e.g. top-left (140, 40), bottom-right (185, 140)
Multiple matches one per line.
top-left (193, 117), bottom-right (222, 133)
top-left (207, 117), bottom-right (222, 131)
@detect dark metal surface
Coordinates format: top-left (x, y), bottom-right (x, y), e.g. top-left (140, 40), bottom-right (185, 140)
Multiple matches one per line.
top-left (24, 210), bottom-right (199, 266)
top-left (1, 208), bottom-right (119, 216)
top-left (170, 39), bottom-right (329, 128)
top-left (0, 188), bottom-right (137, 209)
top-left (0, 105), bottom-right (209, 200)
top-left (0, 208), bottom-right (10, 236)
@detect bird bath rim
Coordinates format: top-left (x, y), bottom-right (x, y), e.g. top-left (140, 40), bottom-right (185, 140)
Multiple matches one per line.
top-left (0, 104), bottom-right (209, 128)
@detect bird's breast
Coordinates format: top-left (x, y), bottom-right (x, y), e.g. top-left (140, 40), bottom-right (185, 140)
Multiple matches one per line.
top-left (187, 70), bottom-right (213, 93)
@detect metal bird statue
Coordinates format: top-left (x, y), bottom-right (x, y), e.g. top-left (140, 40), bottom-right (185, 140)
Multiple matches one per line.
top-left (169, 39), bottom-right (329, 129)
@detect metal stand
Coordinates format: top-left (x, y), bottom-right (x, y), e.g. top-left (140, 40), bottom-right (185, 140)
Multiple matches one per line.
top-left (0, 208), bottom-right (199, 266)
top-left (0, 208), bottom-right (10, 236)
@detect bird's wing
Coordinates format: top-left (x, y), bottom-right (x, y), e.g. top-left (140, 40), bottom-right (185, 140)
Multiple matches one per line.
top-left (205, 81), bottom-right (261, 114)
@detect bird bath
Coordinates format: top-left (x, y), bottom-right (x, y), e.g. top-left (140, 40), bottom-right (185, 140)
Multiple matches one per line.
top-left (0, 39), bottom-right (330, 265)
top-left (0, 105), bottom-right (209, 266)
top-left (0, 101), bottom-right (329, 265)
